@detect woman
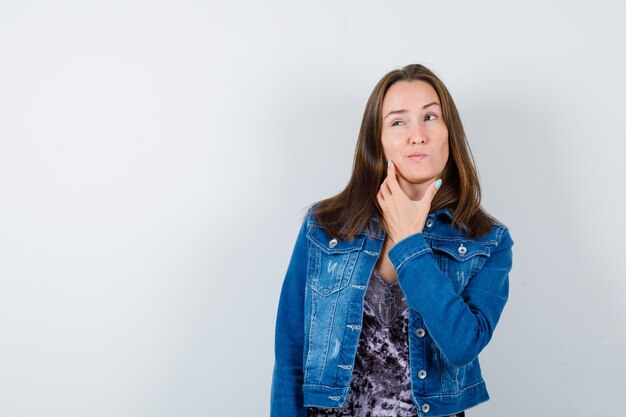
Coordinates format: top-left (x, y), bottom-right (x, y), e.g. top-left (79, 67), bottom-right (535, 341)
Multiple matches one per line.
top-left (271, 64), bottom-right (514, 417)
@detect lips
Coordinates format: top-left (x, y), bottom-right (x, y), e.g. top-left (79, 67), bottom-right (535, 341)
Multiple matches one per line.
top-left (408, 152), bottom-right (426, 160)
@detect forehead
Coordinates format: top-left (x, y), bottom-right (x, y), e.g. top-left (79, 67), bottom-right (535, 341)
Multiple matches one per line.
top-left (382, 80), bottom-right (440, 110)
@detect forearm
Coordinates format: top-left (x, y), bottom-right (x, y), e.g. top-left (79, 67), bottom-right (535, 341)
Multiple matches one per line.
top-left (271, 310), bottom-right (306, 417)
top-left (270, 216), bottom-right (309, 417)
top-left (388, 231), bottom-right (512, 367)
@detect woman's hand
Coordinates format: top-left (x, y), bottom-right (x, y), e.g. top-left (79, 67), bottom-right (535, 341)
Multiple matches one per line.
top-left (376, 161), bottom-right (442, 244)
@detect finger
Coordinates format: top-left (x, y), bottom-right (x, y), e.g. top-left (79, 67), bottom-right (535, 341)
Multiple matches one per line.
top-left (379, 177), bottom-right (391, 197)
top-left (422, 178), bottom-right (443, 204)
top-left (386, 160), bottom-right (402, 193)
top-left (377, 190), bottom-right (386, 208)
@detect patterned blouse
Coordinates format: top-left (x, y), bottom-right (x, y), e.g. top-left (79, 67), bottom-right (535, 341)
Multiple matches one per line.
top-left (307, 271), bottom-right (465, 417)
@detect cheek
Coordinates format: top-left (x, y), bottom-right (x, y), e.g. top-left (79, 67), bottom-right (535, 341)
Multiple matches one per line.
top-left (442, 143), bottom-right (450, 164)
top-left (436, 138), bottom-right (450, 169)
top-left (381, 136), bottom-right (400, 159)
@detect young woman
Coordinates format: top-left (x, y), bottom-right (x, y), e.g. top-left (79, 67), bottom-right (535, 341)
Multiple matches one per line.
top-left (270, 64), bottom-right (514, 417)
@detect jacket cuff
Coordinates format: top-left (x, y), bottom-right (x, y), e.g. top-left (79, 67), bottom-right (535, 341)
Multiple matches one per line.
top-left (387, 233), bottom-right (433, 271)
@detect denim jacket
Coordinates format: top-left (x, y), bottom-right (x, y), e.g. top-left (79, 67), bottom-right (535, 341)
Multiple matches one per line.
top-left (271, 206), bottom-right (514, 417)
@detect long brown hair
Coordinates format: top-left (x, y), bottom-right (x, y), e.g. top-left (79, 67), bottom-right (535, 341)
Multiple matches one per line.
top-left (313, 64), bottom-right (496, 239)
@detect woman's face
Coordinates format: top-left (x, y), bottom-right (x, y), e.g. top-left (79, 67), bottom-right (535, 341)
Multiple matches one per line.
top-left (381, 80), bottom-right (449, 198)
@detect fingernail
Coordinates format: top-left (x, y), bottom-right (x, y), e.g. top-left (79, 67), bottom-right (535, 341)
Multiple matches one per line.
top-left (388, 160), bottom-right (392, 167)
top-left (434, 179), bottom-right (442, 190)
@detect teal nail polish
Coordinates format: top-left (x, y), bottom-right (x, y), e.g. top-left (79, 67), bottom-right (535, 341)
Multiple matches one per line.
top-left (434, 179), bottom-right (442, 190)
top-left (388, 160), bottom-right (392, 167)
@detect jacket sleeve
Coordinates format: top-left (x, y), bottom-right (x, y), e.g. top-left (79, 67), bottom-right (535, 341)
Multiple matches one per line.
top-left (388, 226), bottom-right (513, 367)
top-left (270, 214), bottom-right (310, 417)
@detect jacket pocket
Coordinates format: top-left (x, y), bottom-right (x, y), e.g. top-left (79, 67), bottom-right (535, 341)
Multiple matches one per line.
top-left (306, 225), bottom-right (365, 296)
top-left (430, 238), bottom-right (490, 292)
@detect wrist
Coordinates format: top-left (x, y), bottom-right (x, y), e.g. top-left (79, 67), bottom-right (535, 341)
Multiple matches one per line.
top-left (395, 228), bottom-right (423, 243)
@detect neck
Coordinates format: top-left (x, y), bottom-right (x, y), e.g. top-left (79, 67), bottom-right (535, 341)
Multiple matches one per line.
top-left (397, 176), bottom-right (429, 201)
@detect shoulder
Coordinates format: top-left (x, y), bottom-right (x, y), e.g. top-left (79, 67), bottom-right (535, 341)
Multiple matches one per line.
top-left (488, 218), bottom-right (514, 249)
top-left (467, 219), bottom-right (513, 250)
top-left (296, 203), bottom-right (331, 240)
top-left (300, 203), bottom-right (378, 247)
top-left (301, 203), bottom-right (320, 229)
top-left (303, 202), bottom-right (380, 239)
top-left (295, 202), bottom-right (320, 228)
top-left (430, 207), bottom-right (513, 248)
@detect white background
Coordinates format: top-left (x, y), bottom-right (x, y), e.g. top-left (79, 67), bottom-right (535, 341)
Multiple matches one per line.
top-left (1, 1), bottom-right (625, 416)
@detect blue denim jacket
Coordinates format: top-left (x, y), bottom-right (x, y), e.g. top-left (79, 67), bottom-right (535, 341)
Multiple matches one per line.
top-left (271, 206), bottom-right (513, 417)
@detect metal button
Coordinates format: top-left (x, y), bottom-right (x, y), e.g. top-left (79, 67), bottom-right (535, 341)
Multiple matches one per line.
top-left (416, 328), bottom-right (426, 338)
top-left (329, 238), bottom-right (338, 248)
top-left (418, 370), bottom-right (427, 379)
top-left (425, 219), bottom-right (434, 228)
top-left (422, 403), bottom-right (430, 413)
top-left (457, 244), bottom-right (467, 256)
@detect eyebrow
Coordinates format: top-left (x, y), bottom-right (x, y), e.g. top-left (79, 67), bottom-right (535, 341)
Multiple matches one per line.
top-left (383, 102), bottom-right (441, 120)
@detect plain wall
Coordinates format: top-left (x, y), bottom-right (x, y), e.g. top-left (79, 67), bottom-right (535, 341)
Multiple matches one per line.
top-left (1, 1), bottom-right (624, 416)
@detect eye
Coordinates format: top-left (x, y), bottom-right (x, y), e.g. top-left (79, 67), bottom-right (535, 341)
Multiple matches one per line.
top-left (391, 120), bottom-right (404, 126)
top-left (424, 114), bottom-right (438, 122)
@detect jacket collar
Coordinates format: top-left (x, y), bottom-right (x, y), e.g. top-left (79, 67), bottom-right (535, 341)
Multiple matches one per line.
top-left (432, 207), bottom-right (454, 220)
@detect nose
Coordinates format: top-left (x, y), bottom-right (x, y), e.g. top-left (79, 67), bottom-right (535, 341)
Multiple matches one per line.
top-left (409, 124), bottom-right (426, 145)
